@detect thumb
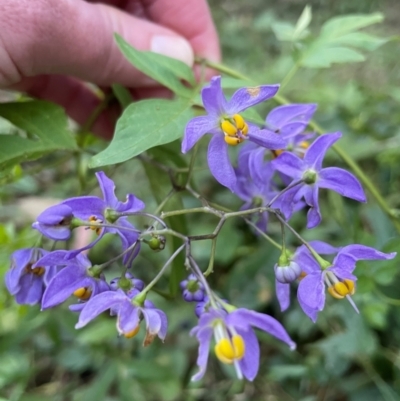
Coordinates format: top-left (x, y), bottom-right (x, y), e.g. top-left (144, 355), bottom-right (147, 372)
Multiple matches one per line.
top-left (1, 0), bottom-right (194, 88)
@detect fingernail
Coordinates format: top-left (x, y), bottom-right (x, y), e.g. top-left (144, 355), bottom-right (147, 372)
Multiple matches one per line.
top-left (151, 35), bottom-right (194, 66)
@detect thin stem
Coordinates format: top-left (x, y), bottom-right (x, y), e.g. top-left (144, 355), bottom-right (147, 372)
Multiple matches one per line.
top-left (117, 211), bottom-right (167, 228)
top-left (95, 240), bottom-right (140, 271)
top-left (161, 207), bottom-right (222, 219)
top-left (204, 238), bottom-right (217, 277)
top-left (153, 189), bottom-right (176, 216)
top-left (280, 63), bottom-right (301, 89)
top-left (244, 219), bottom-right (282, 250)
top-left (78, 93), bottom-right (112, 135)
top-left (267, 179), bottom-right (304, 207)
top-left (141, 228), bottom-right (187, 242)
top-left (141, 244), bottom-right (186, 294)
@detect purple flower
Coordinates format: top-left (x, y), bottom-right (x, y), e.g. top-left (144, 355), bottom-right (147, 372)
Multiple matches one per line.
top-left (272, 133), bottom-right (366, 228)
top-left (5, 248), bottom-right (57, 305)
top-left (33, 171), bottom-right (145, 264)
top-left (277, 242), bottom-right (396, 322)
top-left (39, 251), bottom-right (109, 311)
top-left (191, 307), bottom-right (295, 381)
top-left (180, 274), bottom-right (205, 302)
top-left (76, 289), bottom-right (168, 344)
top-left (181, 76), bottom-right (285, 192)
top-left (266, 103), bottom-right (317, 145)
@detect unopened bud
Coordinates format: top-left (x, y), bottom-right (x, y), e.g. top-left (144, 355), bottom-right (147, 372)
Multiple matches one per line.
top-left (275, 261), bottom-right (302, 284)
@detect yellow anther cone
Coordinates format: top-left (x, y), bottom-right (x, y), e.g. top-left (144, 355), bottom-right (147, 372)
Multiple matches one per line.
top-left (214, 335), bottom-right (245, 364)
top-left (221, 120), bottom-right (237, 136)
top-left (344, 279), bottom-right (355, 295)
top-left (333, 282), bottom-right (349, 296)
top-left (73, 287), bottom-right (92, 300)
top-left (224, 136), bottom-right (240, 146)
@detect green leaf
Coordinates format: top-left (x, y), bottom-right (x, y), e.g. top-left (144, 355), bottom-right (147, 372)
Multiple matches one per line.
top-left (0, 101), bottom-right (77, 168)
top-left (297, 13), bottom-right (386, 69)
top-left (292, 5), bottom-right (312, 40)
top-left (271, 22), bottom-right (296, 42)
top-left (89, 98), bottom-right (194, 168)
top-left (302, 46), bottom-right (365, 68)
top-left (112, 83), bottom-right (133, 109)
top-left (0, 101), bottom-right (76, 148)
top-left (115, 34), bottom-right (196, 97)
top-left (320, 13), bottom-right (384, 39)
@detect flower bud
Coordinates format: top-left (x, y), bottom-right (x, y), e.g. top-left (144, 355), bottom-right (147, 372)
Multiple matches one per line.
top-left (274, 261), bottom-right (302, 284)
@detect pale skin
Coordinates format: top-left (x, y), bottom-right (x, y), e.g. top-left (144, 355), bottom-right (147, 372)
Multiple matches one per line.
top-left (0, 0), bottom-right (220, 136)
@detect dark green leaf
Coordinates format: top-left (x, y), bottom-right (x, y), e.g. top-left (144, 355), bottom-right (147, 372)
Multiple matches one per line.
top-left (112, 83), bottom-right (133, 109)
top-left (89, 98), bottom-right (194, 168)
top-left (115, 34), bottom-right (196, 97)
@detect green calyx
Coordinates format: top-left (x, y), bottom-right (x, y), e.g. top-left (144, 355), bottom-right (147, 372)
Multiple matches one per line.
top-left (252, 196), bottom-right (263, 207)
top-left (132, 291), bottom-right (146, 306)
top-left (187, 280), bottom-right (200, 293)
top-left (118, 277), bottom-right (132, 291)
top-left (302, 169), bottom-right (318, 185)
top-left (87, 265), bottom-right (103, 278)
top-left (278, 249), bottom-right (293, 267)
top-left (104, 208), bottom-right (119, 223)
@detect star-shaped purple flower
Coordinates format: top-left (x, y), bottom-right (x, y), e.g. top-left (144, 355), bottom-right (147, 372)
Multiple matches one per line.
top-left (39, 251), bottom-right (109, 311)
top-left (191, 307), bottom-right (295, 381)
top-left (181, 76), bottom-right (285, 192)
top-left (5, 248), bottom-right (57, 305)
top-left (33, 171), bottom-right (144, 264)
top-left (276, 241), bottom-right (396, 322)
top-left (272, 132), bottom-right (366, 228)
top-left (76, 289), bottom-right (167, 344)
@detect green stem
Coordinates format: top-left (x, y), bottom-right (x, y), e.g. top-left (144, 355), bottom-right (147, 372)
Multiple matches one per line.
top-left (204, 238), bottom-right (217, 277)
top-left (200, 59), bottom-right (400, 232)
top-left (153, 189), bottom-right (176, 216)
top-left (244, 219), bottom-right (282, 250)
top-left (280, 63), bottom-right (301, 89)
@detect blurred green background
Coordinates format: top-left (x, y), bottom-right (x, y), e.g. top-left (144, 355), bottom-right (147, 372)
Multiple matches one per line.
top-left (1, 0), bottom-right (400, 400)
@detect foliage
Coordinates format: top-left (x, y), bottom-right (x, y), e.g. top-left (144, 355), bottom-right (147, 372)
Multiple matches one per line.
top-left (1, 2), bottom-right (400, 401)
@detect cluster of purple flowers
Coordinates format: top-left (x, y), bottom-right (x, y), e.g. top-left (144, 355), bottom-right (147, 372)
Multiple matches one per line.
top-left (4, 75), bottom-right (397, 383)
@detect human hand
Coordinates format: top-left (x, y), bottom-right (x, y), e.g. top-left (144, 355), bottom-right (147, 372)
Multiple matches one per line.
top-left (0, 0), bottom-right (220, 136)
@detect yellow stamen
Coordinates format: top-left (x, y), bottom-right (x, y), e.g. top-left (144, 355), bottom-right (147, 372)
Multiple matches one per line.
top-left (221, 120), bottom-right (237, 136)
top-left (233, 114), bottom-right (247, 133)
top-left (328, 279), bottom-right (356, 299)
top-left (25, 263), bottom-right (45, 276)
top-left (298, 271), bottom-right (307, 281)
top-left (271, 149), bottom-right (284, 158)
top-left (299, 141), bottom-right (310, 149)
top-left (214, 335), bottom-right (245, 364)
top-left (88, 216), bottom-right (102, 235)
top-left (224, 136), bottom-right (241, 146)
top-left (73, 287), bottom-right (92, 300)
top-left (124, 325), bottom-right (140, 339)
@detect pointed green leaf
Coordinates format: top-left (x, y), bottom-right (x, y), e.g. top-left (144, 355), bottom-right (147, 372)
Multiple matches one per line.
top-left (332, 32), bottom-right (388, 51)
top-left (321, 13), bottom-right (384, 39)
top-left (293, 5), bottom-right (312, 40)
top-left (0, 101), bottom-right (76, 148)
top-left (301, 46), bottom-right (365, 68)
top-left (89, 98), bottom-right (193, 167)
top-left (115, 34), bottom-right (196, 97)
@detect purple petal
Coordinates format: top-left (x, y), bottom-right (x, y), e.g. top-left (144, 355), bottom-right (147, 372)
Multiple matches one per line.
top-left (276, 281), bottom-right (291, 312)
top-left (96, 171), bottom-right (119, 209)
top-left (33, 204), bottom-right (74, 240)
top-left (278, 186), bottom-right (302, 220)
top-left (142, 307), bottom-right (162, 336)
top-left (41, 264), bottom-right (88, 309)
top-left (201, 76), bottom-right (228, 116)
top-left (154, 309), bottom-right (168, 340)
top-left (116, 217), bottom-right (140, 266)
top-left (191, 326), bottom-right (213, 381)
top-left (117, 300), bottom-right (140, 334)
top-left (272, 152), bottom-right (304, 179)
top-left (35, 204), bottom-right (73, 225)
top-left (227, 84), bottom-right (279, 114)
top-left (237, 327), bottom-right (260, 381)
top-left (280, 122), bottom-right (309, 138)
top-left (182, 115), bottom-right (216, 153)
top-left (304, 132), bottom-right (341, 170)
top-left (34, 250), bottom-right (79, 268)
top-left (297, 273), bottom-right (325, 311)
top-left (62, 196), bottom-right (105, 220)
top-left (339, 244), bottom-right (396, 261)
top-left (76, 290), bottom-right (126, 328)
top-left (319, 167), bottom-right (366, 202)
top-left (207, 134), bottom-right (237, 192)
top-left (297, 297), bottom-right (319, 323)
top-left (5, 249), bottom-right (35, 294)
top-left (293, 248), bottom-right (321, 275)
top-left (248, 128), bottom-right (286, 150)
top-left (304, 186), bottom-right (321, 229)
top-left (227, 309), bottom-right (296, 350)
top-left (329, 267), bottom-right (357, 281)
top-left (308, 241), bottom-right (340, 255)
top-left (15, 275), bottom-right (44, 305)
top-left (266, 104), bottom-right (317, 130)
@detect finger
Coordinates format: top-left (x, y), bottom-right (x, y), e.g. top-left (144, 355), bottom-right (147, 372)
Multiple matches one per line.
top-left (0, 0), bottom-right (194, 88)
top-left (137, 0), bottom-right (221, 62)
top-left (11, 75), bottom-right (118, 138)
